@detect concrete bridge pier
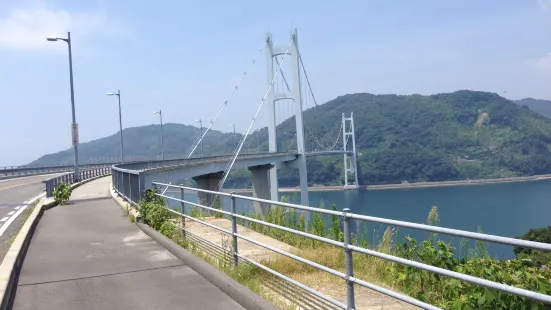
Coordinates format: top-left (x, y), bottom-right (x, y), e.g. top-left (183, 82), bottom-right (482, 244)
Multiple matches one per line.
top-left (248, 164), bottom-right (274, 218)
top-left (192, 171), bottom-right (224, 209)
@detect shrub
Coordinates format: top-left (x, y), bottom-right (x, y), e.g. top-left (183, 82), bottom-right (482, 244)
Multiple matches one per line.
top-left (53, 182), bottom-right (72, 205)
top-left (514, 226), bottom-right (551, 267)
top-left (137, 188), bottom-right (170, 230)
top-left (144, 202), bottom-right (171, 230)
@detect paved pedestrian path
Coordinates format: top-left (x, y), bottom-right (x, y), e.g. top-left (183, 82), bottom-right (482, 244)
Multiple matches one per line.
top-left (12, 177), bottom-right (244, 310)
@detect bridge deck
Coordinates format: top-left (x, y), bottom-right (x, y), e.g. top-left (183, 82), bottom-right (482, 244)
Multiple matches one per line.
top-left (12, 177), bottom-right (244, 310)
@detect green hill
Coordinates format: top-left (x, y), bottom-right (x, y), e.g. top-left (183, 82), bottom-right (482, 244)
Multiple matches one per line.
top-left (30, 90), bottom-right (551, 186)
top-left (29, 124), bottom-right (243, 165)
top-left (515, 98), bottom-right (551, 119)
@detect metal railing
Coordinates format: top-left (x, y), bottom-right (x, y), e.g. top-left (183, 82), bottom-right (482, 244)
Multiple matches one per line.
top-left (111, 166), bottom-right (142, 203)
top-left (1, 162), bottom-right (112, 178)
top-left (151, 181), bottom-right (551, 310)
top-left (43, 167), bottom-right (112, 197)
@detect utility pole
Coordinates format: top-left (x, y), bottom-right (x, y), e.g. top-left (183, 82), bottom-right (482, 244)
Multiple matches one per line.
top-left (47, 31), bottom-right (80, 180)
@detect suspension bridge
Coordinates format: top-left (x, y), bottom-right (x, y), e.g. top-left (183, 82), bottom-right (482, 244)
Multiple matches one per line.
top-left (3, 28), bottom-right (551, 310)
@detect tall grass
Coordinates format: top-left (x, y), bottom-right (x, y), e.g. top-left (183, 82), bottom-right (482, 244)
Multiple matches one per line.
top-left (140, 192), bottom-right (551, 310)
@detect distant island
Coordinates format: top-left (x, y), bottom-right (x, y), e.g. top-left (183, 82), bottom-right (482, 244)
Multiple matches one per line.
top-left (30, 90), bottom-right (551, 188)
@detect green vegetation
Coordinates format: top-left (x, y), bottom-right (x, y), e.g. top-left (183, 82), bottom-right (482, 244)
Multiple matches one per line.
top-left (514, 226), bottom-right (551, 267)
top-left (515, 98), bottom-right (551, 119)
top-left (53, 182), bottom-right (72, 205)
top-left (136, 191), bottom-right (551, 309)
top-left (138, 188), bottom-right (171, 230)
top-left (245, 202), bottom-right (551, 309)
top-left (29, 91), bottom-right (551, 187)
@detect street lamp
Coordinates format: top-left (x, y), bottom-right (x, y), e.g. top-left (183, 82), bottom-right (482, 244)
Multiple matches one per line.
top-left (47, 32), bottom-right (80, 180)
top-left (195, 119), bottom-right (203, 157)
top-left (153, 110), bottom-right (164, 160)
top-left (107, 90), bottom-right (124, 163)
top-left (229, 124), bottom-right (236, 150)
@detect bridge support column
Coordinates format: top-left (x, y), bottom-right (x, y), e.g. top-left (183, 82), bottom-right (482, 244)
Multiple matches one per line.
top-left (192, 171), bottom-right (224, 209)
top-left (248, 164), bottom-right (274, 218)
top-left (290, 29), bottom-right (310, 224)
top-left (265, 32), bottom-right (279, 202)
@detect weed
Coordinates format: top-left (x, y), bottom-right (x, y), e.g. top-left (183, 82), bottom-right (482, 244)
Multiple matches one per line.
top-left (53, 182), bottom-right (71, 205)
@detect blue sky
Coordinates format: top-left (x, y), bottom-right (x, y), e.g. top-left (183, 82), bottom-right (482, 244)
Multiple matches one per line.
top-left (1, 0), bottom-right (550, 166)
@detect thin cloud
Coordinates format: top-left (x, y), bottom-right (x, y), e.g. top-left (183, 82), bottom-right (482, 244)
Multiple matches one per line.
top-left (0, 6), bottom-right (126, 51)
top-left (540, 0), bottom-right (551, 9)
top-left (537, 53), bottom-right (551, 69)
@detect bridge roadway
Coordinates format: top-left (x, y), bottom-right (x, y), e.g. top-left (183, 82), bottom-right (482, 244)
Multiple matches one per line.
top-left (0, 173), bottom-right (63, 258)
top-left (12, 177), bottom-right (246, 310)
top-left (116, 152), bottom-right (300, 191)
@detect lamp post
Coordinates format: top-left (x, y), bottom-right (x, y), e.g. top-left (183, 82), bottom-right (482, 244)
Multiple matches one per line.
top-left (47, 32), bottom-right (80, 180)
top-left (107, 90), bottom-right (124, 163)
top-left (153, 110), bottom-right (164, 160)
top-left (195, 119), bottom-right (203, 157)
top-left (229, 124), bottom-right (236, 150)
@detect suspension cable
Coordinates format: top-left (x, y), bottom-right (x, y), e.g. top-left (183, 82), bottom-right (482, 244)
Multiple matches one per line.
top-left (297, 49), bottom-right (319, 107)
top-left (185, 46), bottom-right (264, 158)
top-left (215, 37), bottom-right (294, 195)
top-left (277, 66), bottom-right (334, 151)
top-left (275, 56), bottom-right (291, 92)
top-left (307, 123), bottom-right (343, 152)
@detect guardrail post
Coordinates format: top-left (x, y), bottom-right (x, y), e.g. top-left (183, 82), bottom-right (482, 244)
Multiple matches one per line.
top-left (122, 172), bottom-right (126, 198)
top-left (45, 180), bottom-right (51, 197)
top-left (231, 194), bottom-right (238, 268)
top-left (343, 208), bottom-right (355, 310)
top-left (128, 173), bottom-right (132, 202)
top-left (138, 171), bottom-right (145, 201)
top-left (180, 185), bottom-right (185, 238)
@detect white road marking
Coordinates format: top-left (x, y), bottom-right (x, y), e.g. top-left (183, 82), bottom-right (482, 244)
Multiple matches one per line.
top-left (14, 206), bottom-right (20, 210)
top-left (7, 211), bottom-right (14, 215)
top-left (0, 192), bottom-right (45, 237)
top-left (0, 217), bottom-right (8, 222)
top-left (23, 200), bottom-right (28, 204)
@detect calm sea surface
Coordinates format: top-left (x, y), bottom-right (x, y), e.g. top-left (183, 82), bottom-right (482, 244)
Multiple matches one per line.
top-left (166, 179), bottom-right (551, 259)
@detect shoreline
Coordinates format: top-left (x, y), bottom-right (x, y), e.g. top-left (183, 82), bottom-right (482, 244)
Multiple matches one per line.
top-left (228, 174), bottom-right (551, 193)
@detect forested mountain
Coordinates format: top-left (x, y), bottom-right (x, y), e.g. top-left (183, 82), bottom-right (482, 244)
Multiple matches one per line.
top-left (30, 90), bottom-right (551, 186)
top-left (515, 98), bottom-right (551, 119)
top-left (29, 124), bottom-right (242, 165)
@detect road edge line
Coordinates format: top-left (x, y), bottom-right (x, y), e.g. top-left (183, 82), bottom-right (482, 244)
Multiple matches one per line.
top-left (0, 197), bottom-right (50, 310)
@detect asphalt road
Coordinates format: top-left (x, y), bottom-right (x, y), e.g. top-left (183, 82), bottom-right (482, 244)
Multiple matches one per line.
top-left (13, 177), bottom-right (244, 310)
top-left (0, 173), bottom-right (61, 257)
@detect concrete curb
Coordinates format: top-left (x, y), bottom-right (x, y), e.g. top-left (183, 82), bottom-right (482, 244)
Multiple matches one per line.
top-left (137, 223), bottom-right (279, 310)
top-left (0, 198), bottom-right (53, 310)
top-left (109, 183), bottom-right (140, 219)
top-left (0, 175), bottom-right (111, 309)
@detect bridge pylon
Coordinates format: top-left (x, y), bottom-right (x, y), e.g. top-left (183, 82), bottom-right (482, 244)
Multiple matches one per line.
top-left (266, 29), bottom-right (310, 208)
top-left (342, 112), bottom-right (359, 189)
